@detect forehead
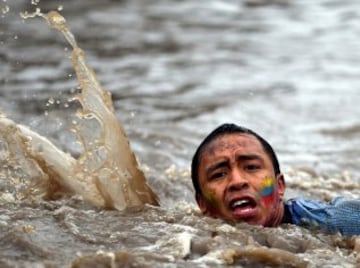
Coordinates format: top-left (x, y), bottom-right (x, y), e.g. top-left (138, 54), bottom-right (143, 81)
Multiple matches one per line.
top-left (201, 133), bottom-right (266, 157)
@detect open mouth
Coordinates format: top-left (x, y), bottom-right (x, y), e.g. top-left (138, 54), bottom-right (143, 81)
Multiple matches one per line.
top-left (230, 198), bottom-right (256, 210)
top-left (229, 197), bottom-right (258, 219)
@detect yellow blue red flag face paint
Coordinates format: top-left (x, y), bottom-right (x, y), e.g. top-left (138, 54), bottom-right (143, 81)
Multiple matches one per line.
top-left (261, 177), bottom-right (275, 205)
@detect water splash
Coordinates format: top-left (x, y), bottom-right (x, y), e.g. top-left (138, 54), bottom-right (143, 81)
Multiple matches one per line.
top-left (0, 11), bottom-right (159, 210)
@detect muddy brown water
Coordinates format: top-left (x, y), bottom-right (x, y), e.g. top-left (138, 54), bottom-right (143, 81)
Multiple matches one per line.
top-left (1, 0), bottom-right (360, 267)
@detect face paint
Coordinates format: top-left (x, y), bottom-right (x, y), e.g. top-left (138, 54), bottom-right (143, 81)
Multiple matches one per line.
top-left (200, 189), bottom-right (221, 217)
top-left (260, 177), bottom-right (275, 205)
top-left (202, 190), bottom-right (217, 206)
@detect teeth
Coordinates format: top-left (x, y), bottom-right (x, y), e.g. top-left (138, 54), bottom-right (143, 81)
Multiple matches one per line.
top-left (232, 199), bottom-right (249, 208)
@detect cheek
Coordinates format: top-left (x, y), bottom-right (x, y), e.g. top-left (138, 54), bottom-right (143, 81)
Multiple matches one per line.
top-left (202, 189), bottom-right (218, 206)
top-left (259, 177), bottom-right (276, 206)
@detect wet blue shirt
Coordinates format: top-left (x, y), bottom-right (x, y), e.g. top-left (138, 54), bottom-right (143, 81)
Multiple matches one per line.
top-left (282, 197), bottom-right (360, 237)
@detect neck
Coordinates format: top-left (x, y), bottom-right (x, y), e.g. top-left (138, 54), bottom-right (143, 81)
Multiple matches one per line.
top-left (265, 202), bottom-right (285, 227)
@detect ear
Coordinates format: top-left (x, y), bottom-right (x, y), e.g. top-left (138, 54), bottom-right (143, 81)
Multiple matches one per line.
top-left (196, 193), bottom-right (210, 215)
top-left (276, 173), bottom-right (286, 200)
top-left (196, 193), bottom-right (220, 218)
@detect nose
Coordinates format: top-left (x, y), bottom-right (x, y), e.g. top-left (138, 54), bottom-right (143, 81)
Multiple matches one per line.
top-left (227, 168), bottom-right (249, 192)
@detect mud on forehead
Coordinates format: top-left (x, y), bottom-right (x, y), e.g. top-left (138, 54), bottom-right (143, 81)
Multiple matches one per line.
top-left (201, 133), bottom-right (259, 156)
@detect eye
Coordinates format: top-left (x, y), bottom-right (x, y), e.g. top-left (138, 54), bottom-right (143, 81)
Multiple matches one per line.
top-left (209, 171), bottom-right (227, 181)
top-left (244, 164), bottom-right (260, 171)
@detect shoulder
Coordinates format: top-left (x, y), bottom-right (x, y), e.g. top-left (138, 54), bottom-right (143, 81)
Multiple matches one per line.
top-left (284, 197), bottom-right (326, 210)
top-left (282, 197), bottom-right (330, 226)
top-left (283, 196), bottom-right (360, 236)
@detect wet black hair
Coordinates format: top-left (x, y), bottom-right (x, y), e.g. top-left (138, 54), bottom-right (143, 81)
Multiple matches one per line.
top-left (191, 123), bottom-right (281, 195)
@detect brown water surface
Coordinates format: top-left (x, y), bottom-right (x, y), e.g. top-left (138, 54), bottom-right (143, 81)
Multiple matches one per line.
top-left (1, 0), bottom-right (360, 267)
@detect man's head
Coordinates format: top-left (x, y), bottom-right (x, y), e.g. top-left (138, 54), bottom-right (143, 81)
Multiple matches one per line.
top-left (191, 123), bottom-right (285, 227)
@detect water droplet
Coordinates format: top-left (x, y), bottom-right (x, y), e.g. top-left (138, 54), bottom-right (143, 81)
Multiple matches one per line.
top-left (31, 0), bottom-right (40, 5)
top-left (47, 97), bottom-right (55, 105)
top-left (57, 5), bottom-right (63, 11)
top-left (1, 5), bottom-right (9, 15)
top-left (20, 7), bottom-right (43, 20)
top-left (13, 35), bottom-right (18, 40)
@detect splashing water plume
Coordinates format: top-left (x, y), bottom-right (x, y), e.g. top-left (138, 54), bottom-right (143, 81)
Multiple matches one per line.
top-left (0, 10), bottom-right (159, 210)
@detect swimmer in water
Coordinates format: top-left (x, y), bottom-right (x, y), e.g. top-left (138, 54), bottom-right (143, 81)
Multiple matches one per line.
top-left (191, 123), bottom-right (360, 237)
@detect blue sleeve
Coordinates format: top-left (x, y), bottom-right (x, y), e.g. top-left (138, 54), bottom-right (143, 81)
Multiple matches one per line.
top-left (285, 197), bottom-right (360, 237)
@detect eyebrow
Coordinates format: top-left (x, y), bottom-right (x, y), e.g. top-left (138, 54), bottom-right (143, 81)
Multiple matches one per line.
top-left (236, 154), bottom-right (264, 163)
top-left (205, 160), bottom-right (230, 176)
top-left (205, 154), bottom-right (264, 176)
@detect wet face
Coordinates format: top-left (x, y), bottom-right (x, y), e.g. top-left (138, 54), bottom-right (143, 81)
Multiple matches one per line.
top-left (196, 133), bottom-right (285, 227)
